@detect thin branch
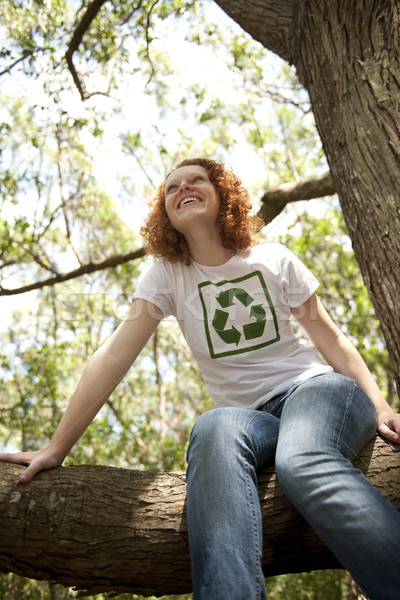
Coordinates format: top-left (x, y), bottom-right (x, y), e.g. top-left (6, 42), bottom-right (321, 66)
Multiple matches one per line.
top-left (276, 108), bottom-right (300, 181)
top-left (0, 247), bottom-right (145, 296)
top-left (153, 328), bottom-right (167, 440)
top-left (121, 137), bottom-right (158, 188)
top-left (258, 170), bottom-right (336, 224)
top-left (262, 87), bottom-right (312, 113)
top-left (14, 241), bottom-right (59, 275)
top-left (0, 51), bottom-right (33, 77)
top-left (55, 131), bottom-right (85, 266)
top-left (119, 0), bottom-right (146, 26)
top-left (144, 0), bottom-right (162, 84)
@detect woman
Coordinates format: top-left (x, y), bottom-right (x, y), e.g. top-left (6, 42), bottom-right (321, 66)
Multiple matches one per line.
top-left (1, 158), bottom-right (400, 600)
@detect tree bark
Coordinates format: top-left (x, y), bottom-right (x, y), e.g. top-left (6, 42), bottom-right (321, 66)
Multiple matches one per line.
top-left (0, 436), bottom-right (399, 597)
top-left (292, 0), bottom-right (400, 389)
top-left (215, 0), bottom-right (400, 391)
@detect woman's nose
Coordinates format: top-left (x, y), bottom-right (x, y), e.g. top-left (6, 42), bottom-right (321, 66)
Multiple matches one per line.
top-left (179, 181), bottom-right (192, 192)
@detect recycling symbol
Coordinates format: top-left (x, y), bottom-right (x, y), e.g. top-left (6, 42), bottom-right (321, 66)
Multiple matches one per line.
top-left (212, 287), bottom-right (266, 346)
top-left (198, 270), bottom-right (280, 359)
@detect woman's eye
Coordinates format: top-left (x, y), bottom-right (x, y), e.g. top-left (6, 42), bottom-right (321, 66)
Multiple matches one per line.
top-left (166, 175), bottom-right (204, 193)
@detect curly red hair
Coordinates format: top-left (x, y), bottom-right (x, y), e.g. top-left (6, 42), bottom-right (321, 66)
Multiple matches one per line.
top-left (140, 158), bottom-right (263, 265)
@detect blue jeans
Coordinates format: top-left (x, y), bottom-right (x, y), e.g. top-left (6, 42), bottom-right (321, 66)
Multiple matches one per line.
top-left (186, 372), bottom-right (400, 600)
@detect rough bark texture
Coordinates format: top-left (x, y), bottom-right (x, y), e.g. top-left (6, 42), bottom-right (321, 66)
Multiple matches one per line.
top-left (216, 0), bottom-right (400, 391)
top-left (292, 0), bottom-right (400, 388)
top-left (0, 436), bottom-right (399, 597)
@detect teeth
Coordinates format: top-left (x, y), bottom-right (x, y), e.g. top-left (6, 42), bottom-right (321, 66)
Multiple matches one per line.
top-left (180, 197), bottom-right (201, 208)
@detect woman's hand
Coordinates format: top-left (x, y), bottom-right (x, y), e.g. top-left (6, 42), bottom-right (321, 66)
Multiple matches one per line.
top-left (377, 411), bottom-right (400, 444)
top-left (0, 445), bottom-right (63, 484)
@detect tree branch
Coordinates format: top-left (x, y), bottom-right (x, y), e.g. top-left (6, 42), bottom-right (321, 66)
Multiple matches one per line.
top-left (213, 0), bottom-right (296, 63)
top-left (0, 436), bottom-right (398, 596)
top-left (258, 170), bottom-right (336, 225)
top-left (144, 0), bottom-right (163, 83)
top-left (0, 247), bottom-right (145, 296)
top-left (65, 0), bottom-right (109, 101)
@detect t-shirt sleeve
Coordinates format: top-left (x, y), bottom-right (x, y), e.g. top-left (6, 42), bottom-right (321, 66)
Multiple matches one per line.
top-left (277, 244), bottom-right (320, 308)
top-left (133, 260), bottom-right (175, 318)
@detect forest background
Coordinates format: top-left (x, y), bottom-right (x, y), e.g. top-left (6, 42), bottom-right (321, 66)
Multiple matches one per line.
top-left (0, 1), bottom-right (396, 599)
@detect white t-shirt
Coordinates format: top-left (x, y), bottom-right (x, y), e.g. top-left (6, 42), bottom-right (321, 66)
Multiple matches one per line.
top-left (134, 243), bottom-right (332, 409)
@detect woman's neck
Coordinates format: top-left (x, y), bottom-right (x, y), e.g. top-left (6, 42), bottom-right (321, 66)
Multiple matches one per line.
top-left (186, 235), bottom-right (236, 266)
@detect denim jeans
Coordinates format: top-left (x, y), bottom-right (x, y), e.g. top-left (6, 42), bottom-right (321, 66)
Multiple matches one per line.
top-left (186, 372), bottom-right (400, 600)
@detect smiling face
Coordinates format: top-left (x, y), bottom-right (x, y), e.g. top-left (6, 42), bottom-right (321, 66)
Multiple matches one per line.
top-left (164, 165), bottom-right (220, 236)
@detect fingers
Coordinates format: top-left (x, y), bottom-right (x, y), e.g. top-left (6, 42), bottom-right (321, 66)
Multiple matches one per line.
top-left (0, 452), bottom-right (31, 466)
top-left (0, 446), bottom-right (63, 484)
top-left (19, 464), bottom-right (39, 484)
top-left (0, 452), bottom-right (35, 483)
top-left (378, 422), bottom-right (400, 444)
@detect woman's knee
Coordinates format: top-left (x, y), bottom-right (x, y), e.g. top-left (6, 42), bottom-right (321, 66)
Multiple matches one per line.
top-left (186, 408), bottom-right (251, 488)
top-left (187, 406), bottom-right (279, 473)
top-left (189, 407), bottom-right (238, 442)
top-left (187, 408), bottom-right (242, 465)
top-left (279, 373), bottom-right (377, 461)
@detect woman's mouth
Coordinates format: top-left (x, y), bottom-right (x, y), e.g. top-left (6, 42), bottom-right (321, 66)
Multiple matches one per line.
top-left (178, 196), bottom-right (203, 209)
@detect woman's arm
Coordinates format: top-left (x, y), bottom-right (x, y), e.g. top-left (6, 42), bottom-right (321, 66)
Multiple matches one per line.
top-left (0, 299), bottom-right (162, 482)
top-left (292, 293), bottom-right (400, 444)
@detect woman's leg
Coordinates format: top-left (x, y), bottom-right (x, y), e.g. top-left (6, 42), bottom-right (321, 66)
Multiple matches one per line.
top-left (186, 406), bottom-right (280, 600)
top-left (275, 372), bottom-right (400, 600)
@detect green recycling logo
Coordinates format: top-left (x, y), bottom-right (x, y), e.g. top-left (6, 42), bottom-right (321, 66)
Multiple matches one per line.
top-left (212, 288), bottom-right (266, 344)
top-left (198, 270), bottom-right (280, 359)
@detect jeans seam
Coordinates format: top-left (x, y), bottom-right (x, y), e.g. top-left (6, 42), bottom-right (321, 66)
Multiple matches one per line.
top-left (241, 413), bottom-right (263, 600)
top-left (336, 379), bottom-right (356, 458)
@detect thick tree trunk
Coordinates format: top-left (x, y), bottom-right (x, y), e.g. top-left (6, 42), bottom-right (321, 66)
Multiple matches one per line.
top-left (0, 436), bottom-right (399, 597)
top-left (292, 0), bottom-right (400, 389)
top-left (215, 0), bottom-right (400, 390)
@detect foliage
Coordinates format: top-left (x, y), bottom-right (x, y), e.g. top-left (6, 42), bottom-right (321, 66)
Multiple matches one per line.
top-left (265, 569), bottom-right (367, 599)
